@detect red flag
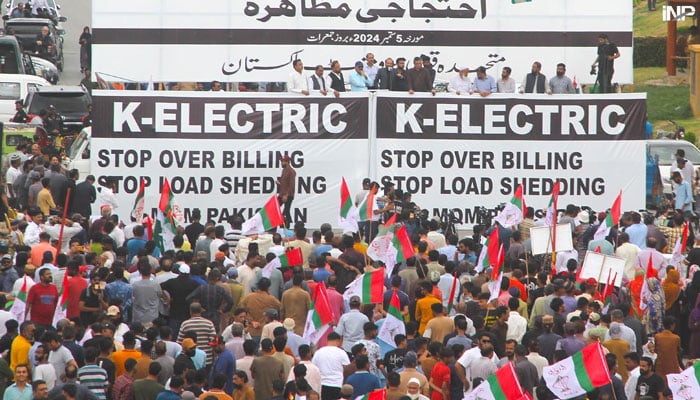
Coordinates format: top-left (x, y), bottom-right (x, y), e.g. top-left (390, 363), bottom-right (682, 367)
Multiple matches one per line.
top-left (393, 225), bottom-right (414, 262)
top-left (492, 244), bottom-right (504, 280)
top-left (486, 228), bottom-right (500, 277)
top-left (594, 246), bottom-right (601, 253)
top-left (447, 271), bottom-right (458, 314)
top-left (682, 222), bottom-right (689, 253)
top-left (646, 252), bottom-right (656, 279)
top-left (384, 212), bottom-right (397, 227)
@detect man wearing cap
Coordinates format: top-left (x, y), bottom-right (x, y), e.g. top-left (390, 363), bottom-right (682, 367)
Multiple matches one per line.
top-left (336, 295), bottom-right (369, 353)
top-left (537, 315), bottom-right (561, 363)
top-left (405, 376), bottom-right (430, 400)
top-left (209, 335), bottom-right (235, 395)
top-left (0, 253), bottom-right (17, 295)
top-left (6, 154), bottom-right (21, 205)
top-left (672, 169), bottom-right (693, 218)
top-left (349, 61), bottom-right (373, 92)
top-left (602, 322), bottom-right (631, 383)
top-left (672, 148), bottom-right (695, 189)
top-left (174, 338), bottom-right (197, 374)
top-left (276, 154), bottom-right (296, 228)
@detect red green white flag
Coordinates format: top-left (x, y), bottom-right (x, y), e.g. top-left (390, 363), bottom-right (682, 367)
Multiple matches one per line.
top-left (130, 178), bottom-right (146, 224)
top-left (303, 282), bottom-right (334, 343)
top-left (154, 178), bottom-right (180, 254)
top-left (464, 363), bottom-right (531, 400)
top-left (393, 225), bottom-right (414, 263)
top-left (494, 184), bottom-right (526, 228)
top-left (9, 276), bottom-right (29, 323)
top-left (280, 247), bottom-right (303, 267)
top-left (670, 222), bottom-right (689, 267)
top-left (640, 252), bottom-right (656, 311)
top-left (241, 195), bottom-right (284, 235)
top-left (476, 228), bottom-right (501, 274)
top-left (358, 185), bottom-right (378, 221)
top-left (338, 178), bottom-right (359, 233)
top-left (377, 289), bottom-right (406, 347)
top-left (594, 191), bottom-right (622, 240)
top-left (357, 389), bottom-right (385, 400)
top-left (343, 268), bottom-right (385, 304)
top-left (542, 342), bottom-right (612, 399)
top-left (52, 271), bottom-right (70, 326)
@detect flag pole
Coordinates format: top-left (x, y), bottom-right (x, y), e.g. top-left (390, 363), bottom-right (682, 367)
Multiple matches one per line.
top-left (56, 188), bottom-right (72, 258)
top-left (524, 251), bottom-right (531, 299)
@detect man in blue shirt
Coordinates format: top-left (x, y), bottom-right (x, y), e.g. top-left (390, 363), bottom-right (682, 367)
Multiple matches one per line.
top-left (345, 354), bottom-right (381, 398)
top-left (624, 212), bottom-right (648, 249)
top-left (673, 170), bottom-right (693, 218)
top-left (4, 364), bottom-right (32, 400)
top-left (209, 336), bottom-right (236, 395)
top-left (349, 61), bottom-right (373, 91)
top-left (471, 66), bottom-right (497, 96)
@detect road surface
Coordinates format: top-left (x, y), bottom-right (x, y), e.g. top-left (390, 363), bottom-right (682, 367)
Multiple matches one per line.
top-left (54, 0), bottom-right (90, 85)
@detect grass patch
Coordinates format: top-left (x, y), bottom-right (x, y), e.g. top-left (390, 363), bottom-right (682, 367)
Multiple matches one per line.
top-left (634, 67), bottom-right (667, 82)
top-left (637, 85), bottom-right (692, 120)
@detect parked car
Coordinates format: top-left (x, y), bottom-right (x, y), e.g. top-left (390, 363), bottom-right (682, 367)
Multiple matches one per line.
top-left (30, 54), bottom-right (58, 84)
top-left (647, 139), bottom-right (700, 194)
top-left (4, 17), bottom-right (64, 71)
top-left (26, 86), bottom-right (90, 134)
top-left (4, 0), bottom-right (66, 25)
top-left (0, 73), bottom-right (49, 121)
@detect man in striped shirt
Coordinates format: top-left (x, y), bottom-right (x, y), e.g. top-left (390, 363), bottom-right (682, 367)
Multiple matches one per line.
top-left (77, 347), bottom-right (108, 400)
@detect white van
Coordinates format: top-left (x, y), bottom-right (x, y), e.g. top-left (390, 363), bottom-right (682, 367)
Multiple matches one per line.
top-left (0, 73), bottom-right (50, 121)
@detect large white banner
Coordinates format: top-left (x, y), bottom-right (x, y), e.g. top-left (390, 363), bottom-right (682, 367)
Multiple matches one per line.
top-left (91, 91), bottom-right (646, 230)
top-left (91, 91), bottom-right (370, 227)
top-left (374, 92), bottom-right (647, 228)
top-left (92, 0), bottom-right (633, 84)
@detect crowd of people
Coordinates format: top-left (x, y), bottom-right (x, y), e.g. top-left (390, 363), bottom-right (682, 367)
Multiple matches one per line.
top-left (0, 140), bottom-right (698, 400)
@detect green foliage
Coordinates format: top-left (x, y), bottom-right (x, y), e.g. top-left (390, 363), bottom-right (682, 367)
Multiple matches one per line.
top-left (634, 37), bottom-right (667, 67)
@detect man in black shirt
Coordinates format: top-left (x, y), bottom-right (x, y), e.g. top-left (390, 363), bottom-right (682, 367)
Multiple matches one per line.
top-left (10, 101), bottom-right (27, 123)
top-left (636, 356), bottom-right (666, 400)
top-left (383, 334), bottom-right (408, 374)
top-left (592, 33), bottom-right (620, 94)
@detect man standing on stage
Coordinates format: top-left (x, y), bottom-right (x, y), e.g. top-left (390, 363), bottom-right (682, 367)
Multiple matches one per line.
top-left (277, 154), bottom-right (296, 227)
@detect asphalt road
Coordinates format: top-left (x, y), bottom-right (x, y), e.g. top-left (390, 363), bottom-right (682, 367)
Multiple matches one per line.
top-left (54, 0), bottom-right (90, 85)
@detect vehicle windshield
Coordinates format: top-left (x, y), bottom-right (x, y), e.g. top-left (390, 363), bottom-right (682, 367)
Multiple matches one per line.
top-left (28, 92), bottom-right (89, 114)
top-left (648, 143), bottom-right (700, 165)
top-left (0, 43), bottom-right (19, 73)
top-left (67, 130), bottom-right (87, 159)
top-left (6, 23), bottom-right (44, 36)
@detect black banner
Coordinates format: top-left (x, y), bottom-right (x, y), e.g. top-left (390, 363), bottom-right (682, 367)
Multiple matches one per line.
top-left (376, 94), bottom-right (646, 141)
top-left (93, 95), bottom-right (369, 140)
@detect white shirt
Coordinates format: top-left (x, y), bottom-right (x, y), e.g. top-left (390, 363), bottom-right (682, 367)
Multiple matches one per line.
top-left (427, 231), bottom-right (447, 249)
top-left (210, 238), bottom-right (225, 261)
top-left (457, 345), bottom-right (499, 385)
top-left (12, 276), bottom-right (34, 298)
top-left (0, 310), bottom-right (13, 337)
top-left (437, 274), bottom-right (459, 309)
top-left (311, 345), bottom-right (350, 388)
top-left (123, 222), bottom-right (139, 240)
top-left (287, 71), bottom-right (308, 93)
top-left (24, 221), bottom-right (43, 247)
top-left (364, 62), bottom-right (379, 86)
top-left (506, 311), bottom-right (528, 342)
top-left (237, 264), bottom-right (258, 295)
top-left (672, 159), bottom-right (695, 186)
top-left (625, 366), bottom-right (640, 400)
top-left (97, 186), bottom-right (119, 211)
top-left (269, 245), bottom-right (286, 257)
top-left (33, 363), bottom-right (57, 390)
top-left (615, 242), bottom-right (641, 281)
top-left (44, 222), bottom-right (83, 253)
top-left (448, 74), bottom-right (472, 94)
top-left (526, 352), bottom-right (549, 380)
top-left (288, 360), bottom-right (321, 394)
top-left (109, 227), bottom-right (126, 248)
top-left (5, 167), bottom-right (20, 194)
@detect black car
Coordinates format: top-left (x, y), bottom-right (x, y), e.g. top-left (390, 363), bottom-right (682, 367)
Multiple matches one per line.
top-left (26, 86), bottom-right (91, 134)
top-left (4, 17), bottom-right (63, 71)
